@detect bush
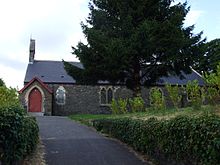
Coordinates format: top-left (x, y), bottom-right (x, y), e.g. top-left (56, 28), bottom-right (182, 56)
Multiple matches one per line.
top-left (111, 99), bottom-right (119, 114)
top-left (0, 105), bottom-right (39, 164)
top-left (204, 62), bottom-right (220, 89)
top-left (165, 84), bottom-right (182, 109)
top-left (0, 86), bottom-right (20, 108)
top-left (93, 115), bottom-right (220, 165)
top-left (203, 63), bottom-right (220, 106)
top-left (129, 97), bottom-right (145, 112)
top-left (186, 80), bottom-right (203, 110)
top-left (0, 86), bottom-right (39, 164)
top-left (206, 86), bottom-right (219, 105)
top-left (111, 98), bottom-right (128, 114)
top-left (118, 98), bottom-right (127, 114)
top-left (150, 87), bottom-right (166, 110)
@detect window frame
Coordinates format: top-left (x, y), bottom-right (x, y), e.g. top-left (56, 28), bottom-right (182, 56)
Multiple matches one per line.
top-left (56, 86), bottom-right (66, 105)
top-left (100, 86), bottom-right (114, 106)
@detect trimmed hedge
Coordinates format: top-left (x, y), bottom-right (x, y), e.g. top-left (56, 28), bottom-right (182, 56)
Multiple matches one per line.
top-left (93, 115), bottom-right (220, 165)
top-left (0, 105), bottom-right (39, 164)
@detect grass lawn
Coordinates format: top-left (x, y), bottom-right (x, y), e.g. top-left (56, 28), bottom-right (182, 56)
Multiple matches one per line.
top-left (69, 105), bottom-right (220, 126)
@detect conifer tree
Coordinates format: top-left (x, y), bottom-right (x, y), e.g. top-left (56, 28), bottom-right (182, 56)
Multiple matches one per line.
top-left (65, 0), bottom-right (204, 96)
top-left (194, 39), bottom-right (220, 74)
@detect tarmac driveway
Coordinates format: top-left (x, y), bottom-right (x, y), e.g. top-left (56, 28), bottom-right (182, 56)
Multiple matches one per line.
top-left (37, 116), bottom-right (147, 165)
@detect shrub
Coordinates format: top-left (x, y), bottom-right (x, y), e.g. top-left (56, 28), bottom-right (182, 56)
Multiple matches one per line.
top-left (150, 87), bottom-right (166, 110)
top-left (0, 86), bottom-right (20, 108)
top-left (206, 86), bottom-right (219, 105)
top-left (93, 115), bottom-right (220, 165)
top-left (165, 84), bottom-right (182, 109)
top-left (204, 62), bottom-right (220, 89)
top-left (111, 98), bottom-right (128, 114)
top-left (0, 105), bottom-right (39, 164)
top-left (186, 80), bottom-right (203, 110)
top-left (0, 86), bottom-right (39, 164)
top-left (111, 99), bottom-right (119, 114)
top-left (129, 97), bottom-right (145, 112)
top-left (203, 62), bottom-right (220, 106)
top-left (118, 98), bottom-right (127, 114)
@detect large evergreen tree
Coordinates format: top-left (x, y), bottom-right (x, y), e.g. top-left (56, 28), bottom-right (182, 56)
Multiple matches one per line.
top-left (194, 39), bottom-right (220, 74)
top-left (65, 0), bottom-right (204, 96)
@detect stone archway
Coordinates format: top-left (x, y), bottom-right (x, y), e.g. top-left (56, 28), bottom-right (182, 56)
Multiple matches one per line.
top-left (28, 87), bottom-right (42, 112)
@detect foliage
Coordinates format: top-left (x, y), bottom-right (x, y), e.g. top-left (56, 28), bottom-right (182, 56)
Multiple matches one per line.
top-left (0, 78), bottom-right (4, 86)
top-left (150, 87), bottom-right (166, 110)
top-left (0, 86), bottom-right (39, 164)
top-left (165, 84), bottom-right (182, 109)
top-left (65, 0), bottom-right (204, 96)
top-left (118, 98), bottom-right (127, 114)
top-left (111, 99), bottom-right (119, 114)
top-left (206, 87), bottom-right (219, 105)
top-left (129, 97), bottom-right (145, 112)
top-left (195, 39), bottom-right (220, 74)
top-left (0, 105), bottom-right (39, 164)
top-left (204, 62), bottom-right (220, 89)
top-left (0, 86), bottom-right (20, 108)
top-left (110, 98), bottom-right (127, 114)
top-left (186, 80), bottom-right (203, 110)
top-left (93, 115), bottom-right (220, 165)
top-left (203, 62), bottom-right (220, 105)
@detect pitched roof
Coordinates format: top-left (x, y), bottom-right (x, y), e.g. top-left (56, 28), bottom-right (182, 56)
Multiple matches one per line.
top-left (19, 77), bottom-right (53, 94)
top-left (24, 60), bottom-right (82, 84)
top-left (24, 60), bottom-right (205, 86)
top-left (157, 69), bottom-right (205, 86)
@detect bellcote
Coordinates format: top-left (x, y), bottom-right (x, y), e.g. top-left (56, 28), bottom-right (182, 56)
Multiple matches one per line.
top-left (29, 39), bottom-right (35, 64)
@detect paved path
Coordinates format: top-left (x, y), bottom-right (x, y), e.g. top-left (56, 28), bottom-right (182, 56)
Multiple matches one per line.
top-left (37, 116), bottom-right (147, 165)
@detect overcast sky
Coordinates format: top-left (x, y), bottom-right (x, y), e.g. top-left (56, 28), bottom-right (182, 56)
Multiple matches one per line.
top-left (0, 0), bottom-right (219, 89)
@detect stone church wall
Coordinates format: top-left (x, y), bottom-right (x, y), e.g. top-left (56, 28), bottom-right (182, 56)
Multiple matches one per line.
top-left (48, 84), bottom-right (123, 116)
top-left (20, 82), bottom-right (190, 116)
top-left (47, 84), bottom-right (189, 116)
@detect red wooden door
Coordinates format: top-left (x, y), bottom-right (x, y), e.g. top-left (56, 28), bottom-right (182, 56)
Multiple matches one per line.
top-left (28, 88), bottom-right (42, 112)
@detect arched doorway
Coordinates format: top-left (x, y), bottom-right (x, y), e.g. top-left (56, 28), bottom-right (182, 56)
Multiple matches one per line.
top-left (28, 87), bottom-right (42, 112)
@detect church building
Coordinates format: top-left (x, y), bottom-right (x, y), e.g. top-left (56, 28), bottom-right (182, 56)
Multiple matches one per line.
top-left (19, 40), bottom-right (205, 116)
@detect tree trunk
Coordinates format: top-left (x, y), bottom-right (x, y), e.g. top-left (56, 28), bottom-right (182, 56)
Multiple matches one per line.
top-left (132, 58), bottom-right (141, 97)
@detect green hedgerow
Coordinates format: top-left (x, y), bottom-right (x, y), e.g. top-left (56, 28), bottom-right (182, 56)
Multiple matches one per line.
top-left (93, 115), bottom-right (220, 165)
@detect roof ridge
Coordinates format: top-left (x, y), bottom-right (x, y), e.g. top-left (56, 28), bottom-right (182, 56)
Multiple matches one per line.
top-left (19, 77), bottom-right (53, 94)
top-left (34, 60), bottom-right (80, 63)
top-left (190, 67), bottom-right (203, 78)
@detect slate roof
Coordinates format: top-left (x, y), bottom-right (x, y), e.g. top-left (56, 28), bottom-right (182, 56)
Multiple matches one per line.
top-left (24, 60), bottom-right (83, 84)
top-left (157, 69), bottom-right (205, 86)
top-left (24, 60), bottom-right (205, 86)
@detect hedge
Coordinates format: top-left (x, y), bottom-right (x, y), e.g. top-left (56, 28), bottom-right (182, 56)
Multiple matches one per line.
top-left (0, 105), bottom-right (39, 164)
top-left (93, 115), bottom-right (220, 165)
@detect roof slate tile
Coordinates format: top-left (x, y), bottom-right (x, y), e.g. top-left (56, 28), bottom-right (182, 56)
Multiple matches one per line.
top-left (24, 60), bottom-right (205, 86)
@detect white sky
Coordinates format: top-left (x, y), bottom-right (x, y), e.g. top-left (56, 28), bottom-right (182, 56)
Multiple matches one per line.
top-left (0, 0), bottom-right (219, 89)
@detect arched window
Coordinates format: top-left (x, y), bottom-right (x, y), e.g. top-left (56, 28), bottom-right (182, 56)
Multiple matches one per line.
top-left (100, 87), bottom-right (115, 105)
top-left (100, 88), bottom-right (106, 104)
top-left (56, 86), bottom-right (66, 105)
top-left (107, 88), bottom-right (113, 104)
